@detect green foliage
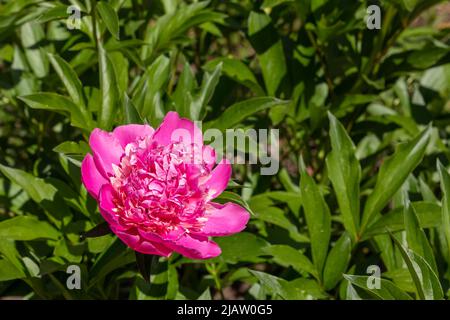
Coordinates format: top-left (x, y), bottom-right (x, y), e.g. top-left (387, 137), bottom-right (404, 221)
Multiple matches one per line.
top-left (0, 0), bottom-right (449, 300)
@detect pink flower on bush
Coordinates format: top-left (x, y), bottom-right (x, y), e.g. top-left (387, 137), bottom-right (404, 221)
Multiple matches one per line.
top-left (81, 112), bottom-right (250, 259)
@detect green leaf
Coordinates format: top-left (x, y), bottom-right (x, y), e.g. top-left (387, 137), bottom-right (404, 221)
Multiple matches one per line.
top-left (253, 206), bottom-right (309, 243)
top-left (204, 58), bottom-right (264, 95)
top-left (261, 0), bottom-right (294, 9)
top-left (87, 235), bottom-right (114, 254)
top-left (326, 112), bottom-right (360, 240)
top-left (36, 5), bottom-right (69, 23)
top-left (53, 140), bottom-right (90, 155)
top-left (96, 2), bottom-right (120, 40)
top-left (48, 53), bottom-right (86, 108)
top-left (263, 245), bottom-right (318, 279)
top-left (135, 252), bottom-right (156, 283)
top-left (249, 270), bottom-right (325, 299)
top-left (54, 239), bottom-right (85, 263)
top-left (346, 284), bottom-right (362, 300)
top-left (248, 11), bottom-right (287, 96)
top-left (300, 169), bottom-right (331, 278)
top-left (0, 240), bottom-right (27, 277)
top-left (402, 0), bottom-right (419, 11)
top-left (20, 21), bottom-right (49, 78)
top-left (19, 93), bottom-right (92, 130)
top-left (323, 232), bottom-right (352, 290)
top-left (360, 126), bottom-right (432, 234)
top-left (278, 168), bottom-right (300, 193)
top-left (437, 161), bottom-right (450, 261)
top-left (248, 270), bottom-right (294, 299)
top-left (404, 201), bottom-right (438, 273)
top-left (136, 55), bottom-right (170, 125)
top-left (191, 62), bottom-right (222, 120)
top-left (88, 238), bottom-right (135, 288)
top-left (251, 191), bottom-right (302, 216)
top-left (11, 44), bottom-right (38, 96)
top-left (0, 259), bottom-right (25, 281)
top-left (287, 278), bottom-right (328, 299)
top-left (407, 47), bottom-right (449, 70)
top-left (390, 233), bottom-right (444, 300)
top-left (384, 268), bottom-right (416, 293)
top-left (197, 288), bottom-right (212, 300)
top-left (140, 2), bottom-right (224, 61)
top-left (53, 140), bottom-right (90, 168)
top-left (0, 164), bottom-right (57, 204)
top-left (0, 216), bottom-right (59, 241)
top-left (123, 93), bottom-right (142, 124)
top-left (418, 178), bottom-right (438, 203)
top-left (343, 275), bottom-right (412, 300)
top-left (214, 191), bottom-right (254, 216)
top-left (364, 202), bottom-right (441, 238)
top-left (172, 62), bottom-right (196, 118)
top-left (204, 97), bottom-right (288, 131)
top-left (214, 232), bottom-right (269, 264)
top-left (98, 43), bottom-right (119, 130)
top-left (373, 234), bottom-right (397, 272)
top-left (110, 51), bottom-right (129, 94)
top-left (130, 259), bottom-right (174, 300)
top-left (0, 164), bottom-right (71, 227)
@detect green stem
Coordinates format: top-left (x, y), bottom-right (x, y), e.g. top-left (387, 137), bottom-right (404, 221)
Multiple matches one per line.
top-left (207, 263), bottom-right (224, 299)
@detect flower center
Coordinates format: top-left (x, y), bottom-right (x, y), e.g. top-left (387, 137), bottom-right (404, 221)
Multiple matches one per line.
top-left (109, 137), bottom-right (210, 235)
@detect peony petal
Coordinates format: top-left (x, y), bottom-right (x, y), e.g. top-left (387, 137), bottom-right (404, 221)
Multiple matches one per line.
top-left (116, 230), bottom-right (172, 256)
top-left (152, 111), bottom-right (203, 147)
top-left (89, 128), bottom-right (124, 178)
top-left (98, 184), bottom-right (121, 227)
top-left (98, 185), bottom-right (172, 256)
top-left (194, 202), bottom-right (250, 237)
top-left (139, 228), bottom-right (183, 243)
top-left (203, 145), bottom-right (216, 170)
top-left (202, 158), bottom-right (231, 199)
top-left (136, 240), bottom-right (172, 256)
top-left (81, 154), bottom-right (107, 200)
top-left (165, 233), bottom-right (221, 259)
top-left (112, 124), bottom-right (154, 148)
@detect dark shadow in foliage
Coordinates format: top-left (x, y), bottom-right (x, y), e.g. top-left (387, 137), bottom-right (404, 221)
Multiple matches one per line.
top-left (248, 11), bottom-right (291, 97)
top-left (248, 18), bottom-right (280, 55)
top-left (265, 226), bottom-right (310, 251)
top-left (134, 259), bottom-right (170, 298)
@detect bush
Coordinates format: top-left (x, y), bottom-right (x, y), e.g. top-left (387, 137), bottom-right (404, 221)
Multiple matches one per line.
top-left (0, 0), bottom-right (449, 300)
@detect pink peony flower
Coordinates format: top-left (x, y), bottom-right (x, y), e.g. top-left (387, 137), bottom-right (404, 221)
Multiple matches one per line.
top-left (81, 112), bottom-right (250, 259)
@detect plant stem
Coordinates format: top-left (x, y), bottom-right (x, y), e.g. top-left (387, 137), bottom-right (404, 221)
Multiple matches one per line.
top-left (207, 263), bottom-right (224, 299)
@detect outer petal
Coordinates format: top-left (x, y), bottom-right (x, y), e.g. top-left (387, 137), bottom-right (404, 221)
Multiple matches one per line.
top-left (115, 230), bottom-right (172, 256)
top-left (194, 203), bottom-right (250, 237)
top-left (138, 228), bottom-right (183, 243)
top-left (98, 184), bottom-right (121, 227)
top-left (81, 154), bottom-right (107, 200)
top-left (165, 234), bottom-right (221, 259)
top-left (201, 158), bottom-right (231, 199)
top-left (89, 128), bottom-right (124, 178)
top-left (112, 124), bottom-right (154, 148)
top-left (152, 111), bottom-right (203, 147)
